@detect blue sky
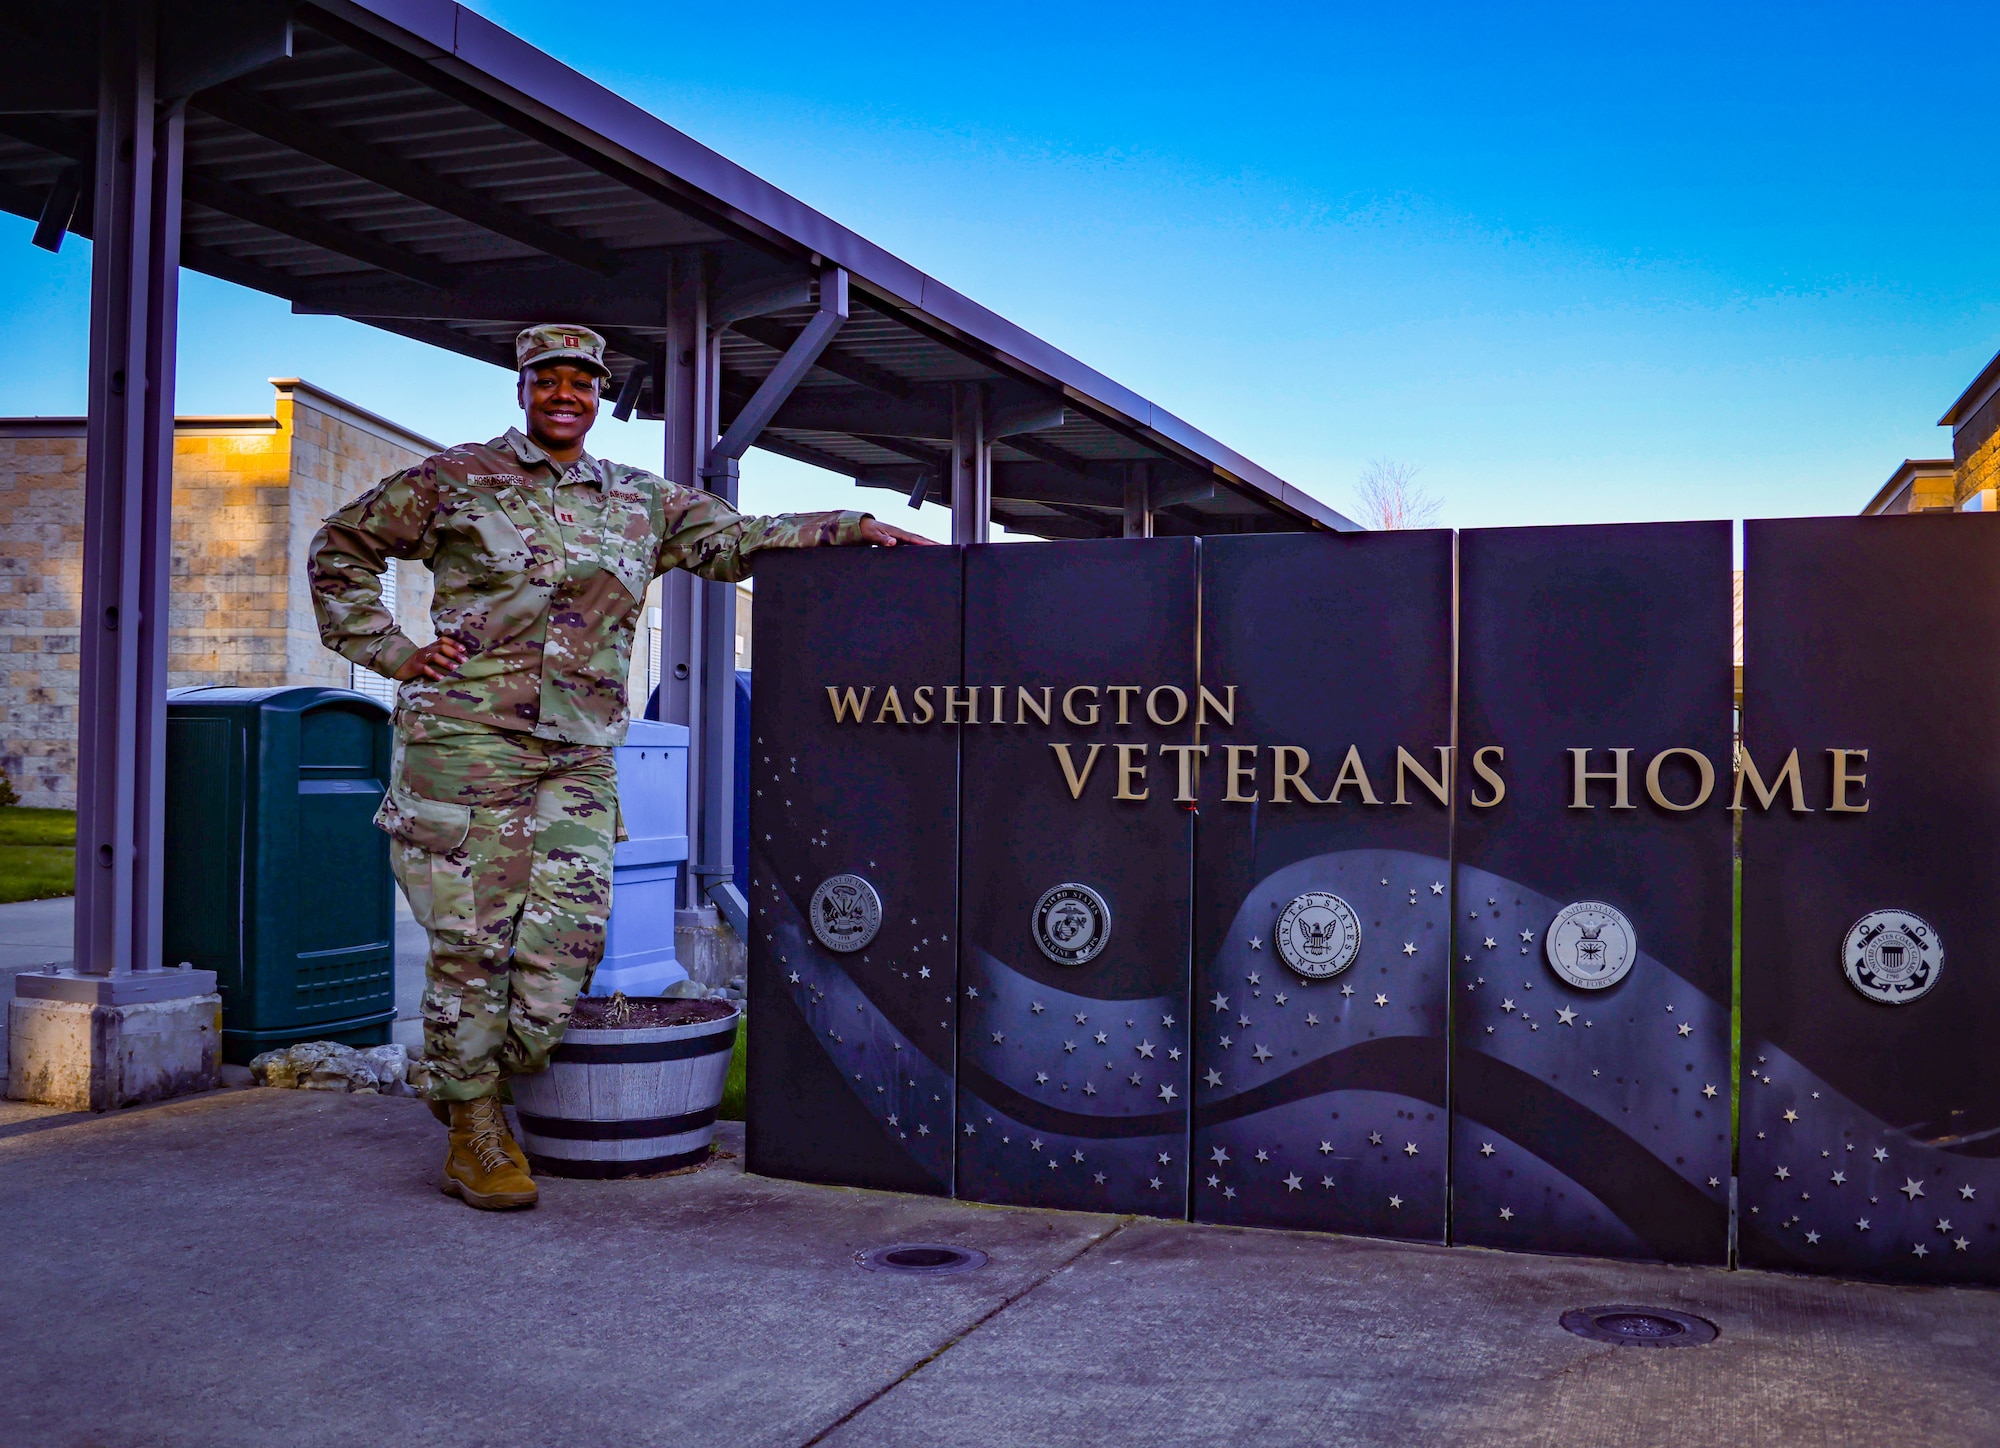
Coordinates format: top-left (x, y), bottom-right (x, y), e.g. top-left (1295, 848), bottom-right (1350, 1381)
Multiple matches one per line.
top-left (2, 1), bottom-right (1991, 534)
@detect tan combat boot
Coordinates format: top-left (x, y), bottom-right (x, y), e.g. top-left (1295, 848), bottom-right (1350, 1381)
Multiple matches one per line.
top-left (430, 1094), bottom-right (531, 1172)
top-left (441, 1098), bottom-right (539, 1210)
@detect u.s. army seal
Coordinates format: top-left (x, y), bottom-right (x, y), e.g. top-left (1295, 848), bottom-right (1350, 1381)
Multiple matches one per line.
top-left (1033, 884), bottom-right (1111, 965)
top-left (810, 874), bottom-right (882, 953)
top-left (1843, 910), bottom-right (1942, 1005)
top-left (1275, 892), bottom-right (1363, 979)
top-left (1545, 901), bottom-right (1637, 990)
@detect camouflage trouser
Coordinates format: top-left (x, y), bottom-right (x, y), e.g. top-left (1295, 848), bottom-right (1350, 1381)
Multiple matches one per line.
top-left (376, 714), bottom-right (618, 1102)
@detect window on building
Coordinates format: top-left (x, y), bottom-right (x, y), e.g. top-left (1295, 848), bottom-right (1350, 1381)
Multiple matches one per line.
top-left (348, 560), bottom-right (400, 706)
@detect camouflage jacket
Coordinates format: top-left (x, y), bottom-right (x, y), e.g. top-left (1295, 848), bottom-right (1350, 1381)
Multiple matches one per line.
top-left (309, 428), bottom-right (868, 745)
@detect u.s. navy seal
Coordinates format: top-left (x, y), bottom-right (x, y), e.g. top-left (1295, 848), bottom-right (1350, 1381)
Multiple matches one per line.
top-left (309, 324), bottom-right (929, 1209)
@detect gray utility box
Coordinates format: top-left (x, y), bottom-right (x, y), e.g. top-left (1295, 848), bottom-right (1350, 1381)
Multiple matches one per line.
top-left (163, 687), bottom-right (395, 1064)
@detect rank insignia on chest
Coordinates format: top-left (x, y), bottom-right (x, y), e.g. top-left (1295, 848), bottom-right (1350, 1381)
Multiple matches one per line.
top-left (554, 507), bottom-right (577, 526)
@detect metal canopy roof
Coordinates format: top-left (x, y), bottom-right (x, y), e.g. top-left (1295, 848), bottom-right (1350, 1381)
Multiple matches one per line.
top-left (0, 0), bottom-right (1353, 538)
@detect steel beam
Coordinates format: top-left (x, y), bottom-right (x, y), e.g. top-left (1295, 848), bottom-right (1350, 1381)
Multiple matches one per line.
top-left (950, 381), bottom-right (990, 544)
top-left (1123, 461), bottom-right (1153, 538)
top-left (66, 1), bottom-right (210, 1002)
top-left (706, 267), bottom-right (848, 481)
top-left (193, 85), bottom-right (622, 275)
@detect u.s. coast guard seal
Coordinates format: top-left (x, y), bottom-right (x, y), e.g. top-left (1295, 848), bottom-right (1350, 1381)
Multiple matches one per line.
top-left (1275, 892), bottom-right (1362, 979)
top-left (1843, 909), bottom-right (1942, 1005)
top-left (809, 874), bottom-right (882, 953)
top-left (1545, 901), bottom-right (1637, 990)
top-left (1033, 884), bottom-right (1111, 965)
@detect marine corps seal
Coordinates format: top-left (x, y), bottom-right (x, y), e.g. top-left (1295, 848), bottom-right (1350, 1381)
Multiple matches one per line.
top-left (1545, 901), bottom-right (1637, 990)
top-left (1843, 909), bottom-right (1942, 1005)
top-left (809, 874), bottom-right (882, 953)
top-left (1033, 883), bottom-right (1111, 965)
top-left (1275, 892), bottom-right (1363, 979)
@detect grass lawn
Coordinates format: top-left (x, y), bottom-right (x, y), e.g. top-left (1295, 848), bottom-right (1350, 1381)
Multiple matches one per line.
top-left (719, 1009), bottom-right (747, 1120)
top-left (0, 807), bottom-right (75, 903)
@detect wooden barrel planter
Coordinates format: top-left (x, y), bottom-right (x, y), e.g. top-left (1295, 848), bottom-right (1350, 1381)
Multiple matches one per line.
top-left (510, 997), bottom-right (739, 1178)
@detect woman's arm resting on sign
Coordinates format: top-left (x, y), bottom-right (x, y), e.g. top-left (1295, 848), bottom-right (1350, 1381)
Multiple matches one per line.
top-left (858, 518), bottom-right (935, 547)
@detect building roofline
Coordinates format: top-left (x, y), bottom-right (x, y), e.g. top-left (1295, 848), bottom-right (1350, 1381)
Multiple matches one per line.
top-left (326, 0), bottom-right (1353, 531)
top-left (269, 377), bottom-right (443, 457)
top-left (0, 416), bottom-right (281, 438)
top-left (1861, 458), bottom-right (1954, 516)
top-left (1939, 348), bottom-right (2000, 428)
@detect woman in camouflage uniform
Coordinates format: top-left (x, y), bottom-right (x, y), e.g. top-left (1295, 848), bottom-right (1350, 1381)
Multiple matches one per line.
top-left (309, 324), bottom-right (928, 1209)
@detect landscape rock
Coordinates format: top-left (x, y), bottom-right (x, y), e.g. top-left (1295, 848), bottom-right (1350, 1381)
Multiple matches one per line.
top-left (249, 1040), bottom-right (415, 1095)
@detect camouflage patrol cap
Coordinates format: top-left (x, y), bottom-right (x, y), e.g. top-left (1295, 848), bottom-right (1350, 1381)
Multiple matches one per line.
top-left (516, 324), bottom-right (611, 380)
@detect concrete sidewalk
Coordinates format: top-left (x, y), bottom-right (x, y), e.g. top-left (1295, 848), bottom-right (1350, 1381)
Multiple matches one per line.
top-left (1, 1087), bottom-right (1995, 1448)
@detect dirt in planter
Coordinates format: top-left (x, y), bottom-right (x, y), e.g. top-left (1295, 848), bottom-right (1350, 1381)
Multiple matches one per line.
top-left (569, 994), bottom-right (736, 1030)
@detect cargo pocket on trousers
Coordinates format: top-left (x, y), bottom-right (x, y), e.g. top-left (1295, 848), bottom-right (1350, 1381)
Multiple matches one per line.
top-left (375, 785), bottom-right (476, 933)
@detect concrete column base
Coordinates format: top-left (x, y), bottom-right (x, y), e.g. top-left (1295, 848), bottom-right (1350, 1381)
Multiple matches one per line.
top-left (5, 993), bottom-right (223, 1111)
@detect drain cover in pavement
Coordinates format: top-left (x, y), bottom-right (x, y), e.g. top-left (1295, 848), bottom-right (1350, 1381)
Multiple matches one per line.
top-left (856, 1244), bottom-right (989, 1276)
top-left (1560, 1305), bottom-right (1718, 1346)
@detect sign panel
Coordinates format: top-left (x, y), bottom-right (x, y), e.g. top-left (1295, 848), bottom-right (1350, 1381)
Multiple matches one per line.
top-left (1191, 532), bottom-right (1455, 1239)
top-left (745, 547), bottom-right (961, 1194)
top-left (1452, 523), bottom-right (1733, 1263)
top-left (955, 539), bottom-right (1196, 1215)
top-left (1740, 514), bottom-right (2000, 1284)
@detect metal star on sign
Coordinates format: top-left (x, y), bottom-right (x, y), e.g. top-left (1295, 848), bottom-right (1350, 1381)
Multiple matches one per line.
top-left (1212, 1146), bottom-right (1230, 1165)
top-left (1783, 1109), bottom-right (1799, 1123)
top-left (1832, 1171), bottom-right (1847, 1185)
top-left (1500, 998), bottom-right (1517, 1013)
top-left (1555, 1007), bottom-right (1577, 1025)
top-left (1702, 1084), bottom-right (1718, 1099)
top-left (1874, 1148), bottom-right (1890, 1162)
top-left (1128, 1072), bottom-right (1143, 1086)
top-left (1211, 993), bottom-right (1230, 1012)
top-left (1252, 1044), bottom-right (1274, 1063)
top-left (1403, 1142), bottom-right (1419, 1157)
top-left (1255, 1149), bottom-right (1270, 1163)
top-left (1402, 942), bottom-right (1417, 956)
top-left (1136, 1040), bottom-right (1156, 1059)
top-left (1902, 1178), bottom-right (1925, 1200)
top-left (1284, 1173), bottom-right (1303, 1192)
top-left (1389, 1195), bottom-right (1403, 1208)
top-left (1483, 937), bottom-right (1497, 949)
top-left (1479, 1142), bottom-right (1495, 1156)
top-left (1499, 1207), bottom-right (1514, 1221)
top-left (1805, 1231), bottom-right (1821, 1244)
top-left (1094, 1031), bottom-right (1109, 1045)
top-left (1158, 1084), bottom-right (1178, 1102)
top-left (1305, 1013), bottom-right (1320, 1026)
top-left (1368, 1131), bottom-right (1383, 1145)
top-left (1776, 1166), bottom-right (1791, 1180)
top-left (1204, 1069), bottom-right (1223, 1087)
top-left (1962, 1185), bottom-right (1979, 1200)
top-left (1373, 994), bottom-right (1389, 1007)
top-left (1030, 1001), bottom-right (1045, 1014)
top-left (1249, 937), bottom-right (1263, 951)
top-left (1677, 1023), bottom-right (1694, 1037)
top-left (1432, 882), bottom-right (1444, 894)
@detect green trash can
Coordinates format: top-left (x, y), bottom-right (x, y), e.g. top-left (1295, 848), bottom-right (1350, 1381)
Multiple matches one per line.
top-left (164, 686), bottom-right (396, 1064)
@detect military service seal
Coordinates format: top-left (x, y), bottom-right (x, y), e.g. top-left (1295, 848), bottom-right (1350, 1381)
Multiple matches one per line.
top-left (1033, 883), bottom-right (1111, 965)
top-left (1545, 901), bottom-right (1637, 990)
top-left (809, 874), bottom-right (882, 953)
top-left (1842, 909), bottom-right (1942, 1005)
top-left (1275, 892), bottom-right (1363, 979)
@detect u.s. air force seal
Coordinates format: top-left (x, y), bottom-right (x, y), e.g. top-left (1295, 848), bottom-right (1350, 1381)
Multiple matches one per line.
top-left (1843, 909), bottom-right (1942, 1005)
top-left (1033, 883), bottom-right (1111, 965)
top-left (1545, 901), bottom-right (1637, 990)
top-left (1275, 892), bottom-right (1362, 979)
top-left (809, 874), bottom-right (882, 953)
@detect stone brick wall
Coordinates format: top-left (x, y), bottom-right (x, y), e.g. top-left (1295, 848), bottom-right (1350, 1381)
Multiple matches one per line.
top-left (0, 380), bottom-right (440, 808)
top-left (0, 425), bottom-right (86, 807)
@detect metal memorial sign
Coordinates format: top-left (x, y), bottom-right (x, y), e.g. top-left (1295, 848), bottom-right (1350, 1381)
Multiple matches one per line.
top-left (1452, 523), bottom-right (1735, 1264)
top-left (953, 541), bottom-right (1198, 1214)
top-left (1191, 532), bottom-right (1454, 1239)
top-left (745, 547), bottom-right (961, 1194)
top-left (1739, 514), bottom-right (2000, 1285)
top-left (744, 518), bottom-right (1994, 1283)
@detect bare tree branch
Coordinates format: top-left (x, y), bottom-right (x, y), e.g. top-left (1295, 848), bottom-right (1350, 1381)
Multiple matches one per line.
top-left (1353, 458), bottom-right (1443, 531)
